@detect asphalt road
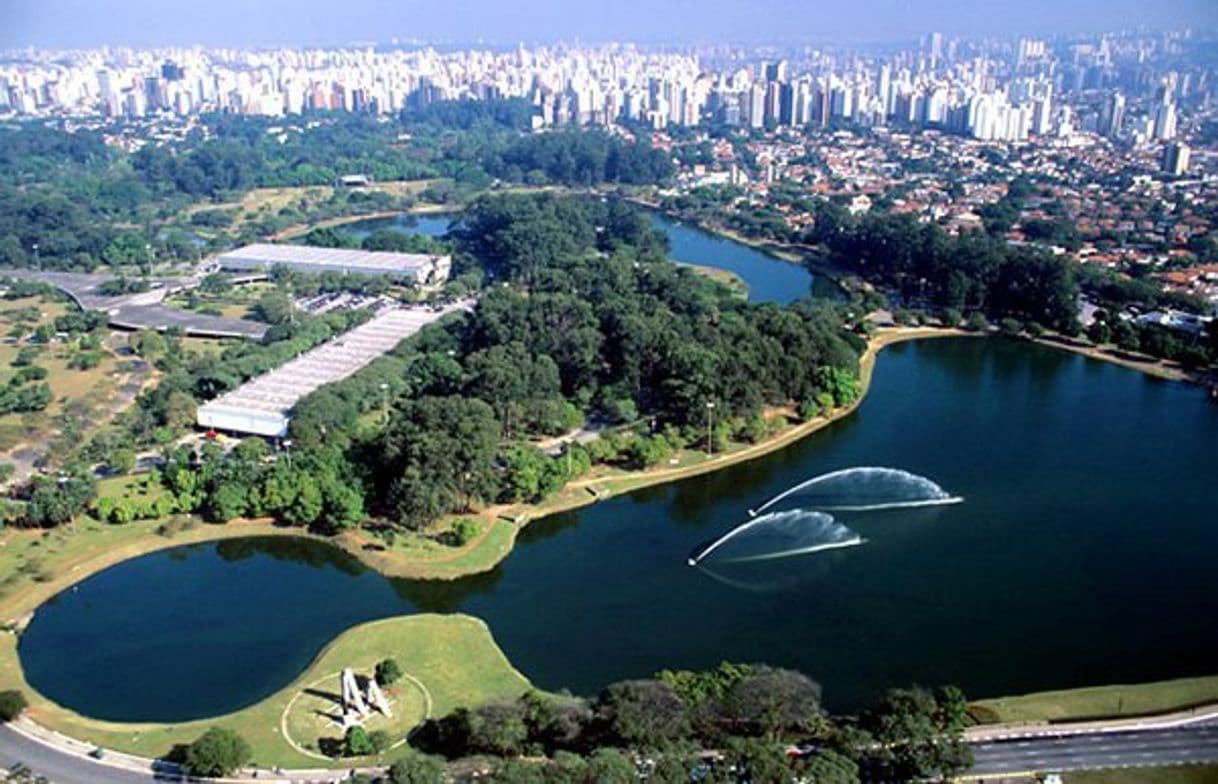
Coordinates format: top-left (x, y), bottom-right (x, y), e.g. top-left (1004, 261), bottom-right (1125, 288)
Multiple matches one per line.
top-left (970, 724), bottom-right (1218, 776)
top-left (6, 717), bottom-right (1218, 783)
top-left (0, 725), bottom-right (163, 783)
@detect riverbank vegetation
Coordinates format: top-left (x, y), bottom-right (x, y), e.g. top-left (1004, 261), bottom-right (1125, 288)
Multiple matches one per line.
top-left (661, 184), bottom-right (1218, 373)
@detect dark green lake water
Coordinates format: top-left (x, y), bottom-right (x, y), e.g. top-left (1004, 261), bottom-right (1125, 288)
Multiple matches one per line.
top-left (19, 338), bottom-right (1218, 721)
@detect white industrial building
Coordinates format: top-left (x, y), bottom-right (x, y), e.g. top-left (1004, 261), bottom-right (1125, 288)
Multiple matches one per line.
top-left (197, 303), bottom-right (471, 437)
top-left (216, 243), bottom-right (452, 286)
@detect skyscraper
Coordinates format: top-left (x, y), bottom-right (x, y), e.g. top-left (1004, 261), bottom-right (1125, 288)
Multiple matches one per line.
top-left (1163, 142), bottom-right (1190, 176)
top-left (1100, 91), bottom-right (1125, 138)
top-left (1154, 101), bottom-right (1177, 140)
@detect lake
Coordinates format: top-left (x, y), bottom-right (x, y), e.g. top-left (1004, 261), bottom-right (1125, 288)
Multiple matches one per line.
top-left (19, 337), bottom-right (1218, 721)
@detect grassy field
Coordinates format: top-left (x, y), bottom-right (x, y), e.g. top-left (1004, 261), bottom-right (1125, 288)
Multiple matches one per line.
top-left (189, 180), bottom-right (445, 236)
top-left (0, 297), bottom-right (129, 455)
top-left (283, 669), bottom-right (429, 759)
top-left (972, 676), bottom-right (1218, 724)
top-left (335, 517), bottom-right (520, 580)
top-left (1066, 764), bottom-right (1218, 783)
top-left (674, 261), bottom-right (749, 297)
top-left (0, 614), bottom-right (531, 768)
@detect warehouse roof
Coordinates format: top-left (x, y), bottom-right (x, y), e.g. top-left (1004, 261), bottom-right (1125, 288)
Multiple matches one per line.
top-left (197, 302), bottom-right (472, 436)
top-left (217, 243), bottom-right (445, 274)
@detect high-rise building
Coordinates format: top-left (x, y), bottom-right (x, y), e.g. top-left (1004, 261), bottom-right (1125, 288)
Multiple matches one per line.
top-left (1100, 91), bottom-right (1125, 138)
top-left (1154, 101), bottom-right (1178, 140)
top-left (1162, 141), bottom-right (1190, 176)
top-left (928, 32), bottom-right (944, 69)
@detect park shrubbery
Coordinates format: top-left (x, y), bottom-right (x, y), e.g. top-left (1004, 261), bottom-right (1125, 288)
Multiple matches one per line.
top-left (0, 690), bottom-right (27, 721)
top-left (183, 727), bottom-right (251, 778)
top-left (405, 664), bottom-right (971, 784)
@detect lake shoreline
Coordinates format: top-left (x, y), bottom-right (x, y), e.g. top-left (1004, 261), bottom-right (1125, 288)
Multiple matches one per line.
top-left (0, 327), bottom-right (969, 631)
top-left (3, 327), bottom-right (1215, 770)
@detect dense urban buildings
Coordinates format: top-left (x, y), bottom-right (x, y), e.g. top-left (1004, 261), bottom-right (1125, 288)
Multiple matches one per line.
top-left (0, 30), bottom-right (1210, 146)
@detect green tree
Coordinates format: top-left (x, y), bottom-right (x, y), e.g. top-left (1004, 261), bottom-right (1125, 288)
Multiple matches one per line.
top-left (718, 667), bottom-right (822, 740)
top-left (376, 658), bottom-right (403, 686)
top-left (796, 749), bottom-right (859, 784)
top-left (596, 679), bottom-right (690, 748)
top-left (345, 725), bottom-right (376, 757)
top-left (387, 748), bottom-right (447, 783)
top-left (0, 690), bottom-right (27, 721)
top-left (107, 448), bottom-right (137, 475)
top-left (183, 727), bottom-right (251, 778)
top-left (720, 736), bottom-right (793, 783)
top-left (583, 748), bottom-right (636, 783)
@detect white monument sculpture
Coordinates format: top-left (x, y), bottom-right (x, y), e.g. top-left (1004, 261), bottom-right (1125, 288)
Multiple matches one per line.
top-left (336, 667), bottom-right (394, 728)
top-left (367, 678), bottom-right (393, 718)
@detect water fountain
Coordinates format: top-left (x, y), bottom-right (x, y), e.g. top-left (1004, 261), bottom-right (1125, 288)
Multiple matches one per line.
top-left (688, 467), bottom-right (961, 567)
top-left (687, 510), bottom-right (863, 566)
top-left (750, 466), bottom-right (962, 516)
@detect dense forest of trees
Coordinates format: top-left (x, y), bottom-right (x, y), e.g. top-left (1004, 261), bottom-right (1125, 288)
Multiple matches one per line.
top-left (809, 206), bottom-right (1081, 332)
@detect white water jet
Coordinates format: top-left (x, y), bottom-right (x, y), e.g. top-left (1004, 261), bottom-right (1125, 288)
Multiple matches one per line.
top-left (750, 467), bottom-right (961, 517)
top-left (689, 510), bottom-right (862, 566)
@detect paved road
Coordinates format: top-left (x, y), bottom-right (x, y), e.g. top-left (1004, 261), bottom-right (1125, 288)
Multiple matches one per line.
top-left (969, 723), bottom-right (1218, 777)
top-left (6, 714), bottom-right (1218, 783)
top-left (0, 725), bottom-right (164, 783)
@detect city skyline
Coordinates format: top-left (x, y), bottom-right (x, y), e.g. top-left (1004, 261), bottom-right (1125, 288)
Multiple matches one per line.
top-left (2, 0), bottom-right (1216, 49)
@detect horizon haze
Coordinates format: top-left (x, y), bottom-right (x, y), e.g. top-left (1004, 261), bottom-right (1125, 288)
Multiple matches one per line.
top-left (2, 0), bottom-right (1216, 49)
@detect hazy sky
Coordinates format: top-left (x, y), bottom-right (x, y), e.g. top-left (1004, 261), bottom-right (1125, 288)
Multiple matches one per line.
top-left (2, 0), bottom-right (1216, 49)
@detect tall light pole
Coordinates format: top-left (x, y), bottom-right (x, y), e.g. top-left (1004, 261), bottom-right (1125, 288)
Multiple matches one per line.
top-left (31, 242), bottom-right (39, 270)
top-left (282, 438), bottom-right (293, 469)
top-left (379, 382), bottom-right (390, 424)
top-left (706, 401), bottom-right (716, 456)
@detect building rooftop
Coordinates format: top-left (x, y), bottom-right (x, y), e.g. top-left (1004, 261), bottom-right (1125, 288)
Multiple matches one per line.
top-left (218, 243), bottom-right (445, 274)
top-left (197, 301), bottom-right (472, 436)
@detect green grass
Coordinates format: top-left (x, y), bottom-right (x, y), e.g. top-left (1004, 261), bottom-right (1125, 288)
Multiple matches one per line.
top-left (1066, 764), bottom-right (1218, 783)
top-left (673, 262), bottom-right (748, 297)
top-left (95, 474), bottom-right (167, 502)
top-left (0, 296), bottom-right (128, 453)
top-left (0, 614), bottom-right (531, 768)
top-left (340, 517), bottom-right (519, 580)
top-left (972, 676), bottom-right (1218, 724)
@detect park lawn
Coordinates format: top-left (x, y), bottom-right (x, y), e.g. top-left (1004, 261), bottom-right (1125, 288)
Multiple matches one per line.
top-left (0, 298), bottom-right (131, 453)
top-left (178, 336), bottom-right (231, 357)
top-left (94, 474), bottom-right (170, 505)
top-left (0, 614), bottom-right (530, 769)
top-left (195, 180), bottom-right (443, 228)
top-left (336, 517), bottom-right (519, 580)
top-left (972, 676), bottom-right (1218, 724)
top-left (1066, 764), bottom-right (1218, 783)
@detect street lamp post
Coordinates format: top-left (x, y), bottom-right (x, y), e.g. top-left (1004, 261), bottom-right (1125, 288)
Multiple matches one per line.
top-left (706, 401), bottom-right (716, 456)
top-left (282, 438), bottom-right (293, 469)
top-left (379, 382), bottom-right (390, 424)
top-left (31, 242), bottom-right (39, 270)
